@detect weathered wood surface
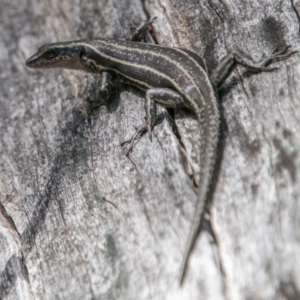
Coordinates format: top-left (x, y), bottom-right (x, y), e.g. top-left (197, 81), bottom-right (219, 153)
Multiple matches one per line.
top-left (0, 0), bottom-right (300, 299)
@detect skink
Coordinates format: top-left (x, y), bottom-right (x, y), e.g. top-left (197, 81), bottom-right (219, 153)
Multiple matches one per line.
top-left (26, 18), bottom-right (295, 284)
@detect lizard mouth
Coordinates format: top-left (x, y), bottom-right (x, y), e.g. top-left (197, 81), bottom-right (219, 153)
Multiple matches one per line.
top-left (26, 47), bottom-right (60, 68)
top-left (25, 54), bottom-right (50, 68)
top-left (26, 54), bottom-right (60, 69)
top-left (25, 55), bottom-right (38, 68)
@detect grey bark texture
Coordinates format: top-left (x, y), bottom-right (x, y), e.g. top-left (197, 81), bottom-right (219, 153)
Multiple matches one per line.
top-left (0, 0), bottom-right (300, 299)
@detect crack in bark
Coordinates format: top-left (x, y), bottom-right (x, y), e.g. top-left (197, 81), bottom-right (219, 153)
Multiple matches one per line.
top-left (0, 108), bottom-right (93, 297)
top-left (0, 255), bottom-right (31, 299)
top-left (290, 0), bottom-right (300, 36)
top-left (0, 203), bottom-right (32, 297)
top-left (207, 0), bottom-right (224, 22)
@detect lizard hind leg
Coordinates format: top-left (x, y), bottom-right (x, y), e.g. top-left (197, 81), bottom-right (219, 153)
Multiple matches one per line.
top-left (210, 46), bottom-right (298, 88)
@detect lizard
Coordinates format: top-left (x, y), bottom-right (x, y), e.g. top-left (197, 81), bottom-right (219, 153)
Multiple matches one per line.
top-left (25, 17), bottom-right (296, 284)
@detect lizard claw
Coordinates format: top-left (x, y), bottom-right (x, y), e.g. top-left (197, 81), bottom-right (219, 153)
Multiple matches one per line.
top-left (121, 125), bottom-right (147, 155)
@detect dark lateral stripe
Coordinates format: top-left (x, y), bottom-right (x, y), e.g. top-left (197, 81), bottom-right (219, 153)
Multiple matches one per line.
top-left (79, 42), bottom-right (205, 116)
top-left (95, 40), bottom-right (208, 97)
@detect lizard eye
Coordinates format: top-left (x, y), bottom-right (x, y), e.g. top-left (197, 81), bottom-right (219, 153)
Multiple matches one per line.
top-left (46, 48), bottom-right (58, 58)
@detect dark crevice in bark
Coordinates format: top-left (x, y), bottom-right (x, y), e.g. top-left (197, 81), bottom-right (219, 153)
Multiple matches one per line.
top-left (20, 109), bottom-right (92, 252)
top-left (207, 0), bottom-right (224, 22)
top-left (0, 203), bottom-right (31, 297)
top-left (0, 108), bottom-right (92, 297)
top-left (141, 0), bottom-right (151, 19)
top-left (0, 255), bottom-right (31, 299)
top-left (0, 202), bottom-right (21, 237)
top-left (290, 0), bottom-right (300, 36)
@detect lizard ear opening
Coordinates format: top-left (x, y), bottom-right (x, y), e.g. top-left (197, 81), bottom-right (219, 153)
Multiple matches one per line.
top-left (79, 47), bottom-right (85, 59)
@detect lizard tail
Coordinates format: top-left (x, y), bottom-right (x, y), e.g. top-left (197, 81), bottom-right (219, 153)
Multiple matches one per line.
top-left (179, 109), bottom-right (220, 285)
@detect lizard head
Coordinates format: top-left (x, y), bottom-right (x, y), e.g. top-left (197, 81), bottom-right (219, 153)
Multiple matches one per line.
top-left (26, 42), bottom-right (84, 70)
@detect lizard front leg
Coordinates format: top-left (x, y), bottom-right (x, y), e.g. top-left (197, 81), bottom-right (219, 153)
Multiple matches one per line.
top-left (145, 88), bottom-right (185, 138)
top-left (129, 17), bottom-right (157, 42)
top-left (93, 18), bottom-right (157, 107)
top-left (123, 88), bottom-right (185, 153)
top-left (91, 18), bottom-right (161, 154)
top-left (97, 71), bottom-right (116, 105)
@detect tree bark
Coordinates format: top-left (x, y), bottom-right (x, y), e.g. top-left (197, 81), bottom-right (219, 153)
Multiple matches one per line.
top-left (0, 0), bottom-right (300, 299)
